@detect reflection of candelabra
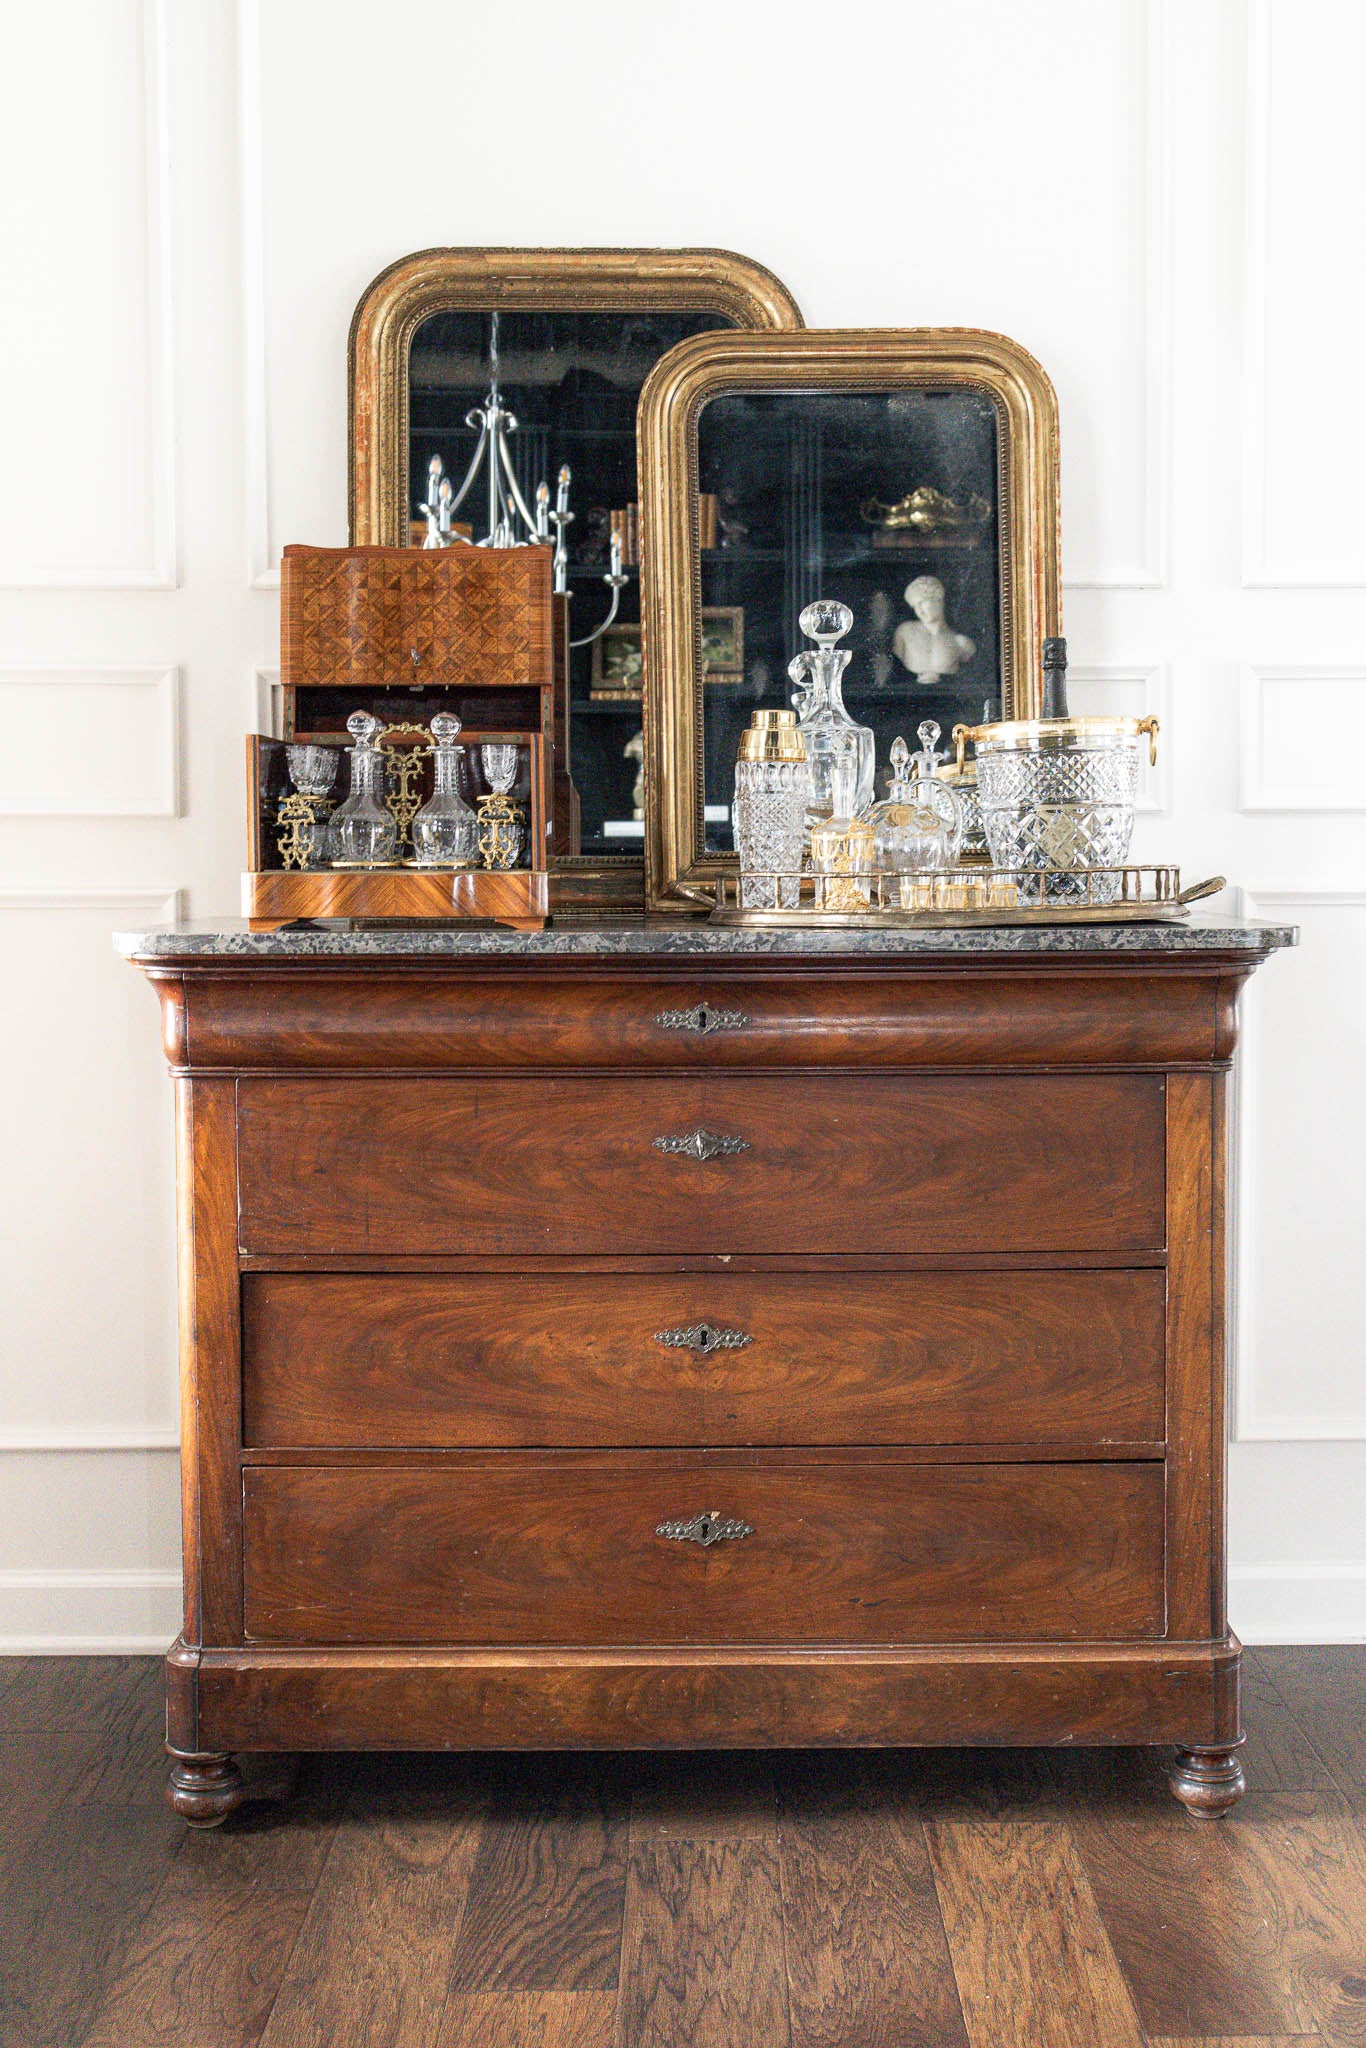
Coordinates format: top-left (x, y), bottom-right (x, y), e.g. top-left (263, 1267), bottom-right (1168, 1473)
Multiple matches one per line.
top-left (416, 312), bottom-right (627, 648)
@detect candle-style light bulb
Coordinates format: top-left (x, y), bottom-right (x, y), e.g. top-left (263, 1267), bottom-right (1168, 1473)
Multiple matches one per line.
top-left (556, 464), bottom-right (572, 517)
top-left (535, 480), bottom-right (550, 538)
top-left (609, 531), bottom-right (623, 580)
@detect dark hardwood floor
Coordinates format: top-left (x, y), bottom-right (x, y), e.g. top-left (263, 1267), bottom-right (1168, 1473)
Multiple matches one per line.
top-left (0, 1647), bottom-right (1361, 2048)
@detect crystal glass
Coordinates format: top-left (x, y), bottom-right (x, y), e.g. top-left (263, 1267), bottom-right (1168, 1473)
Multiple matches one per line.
top-left (278, 745), bottom-right (339, 869)
top-left (966, 715), bottom-right (1158, 905)
top-left (325, 711), bottom-right (397, 867)
top-left (411, 713), bottom-right (478, 868)
top-left (733, 708), bottom-right (807, 910)
top-left (477, 742), bottom-right (526, 870)
top-left (810, 752), bottom-right (875, 911)
top-left (480, 743), bottom-right (519, 795)
top-left (868, 722), bottom-right (963, 905)
top-left (793, 600), bottom-right (875, 832)
top-left (285, 745), bottom-right (339, 799)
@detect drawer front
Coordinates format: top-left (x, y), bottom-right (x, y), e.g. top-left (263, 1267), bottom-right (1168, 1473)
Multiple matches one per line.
top-left (242, 1460), bottom-right (1166, 1646)
top-left (235, 1073), bottom-right (1165, 1256)
top-left (190, 969), bottom-right (1218, 1070)
top-left (242, 1268), bottom-right (1166, 1450)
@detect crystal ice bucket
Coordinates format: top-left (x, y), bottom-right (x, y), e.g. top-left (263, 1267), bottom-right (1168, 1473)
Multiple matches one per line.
top-left (954, 716), bottom-right (1159, 904)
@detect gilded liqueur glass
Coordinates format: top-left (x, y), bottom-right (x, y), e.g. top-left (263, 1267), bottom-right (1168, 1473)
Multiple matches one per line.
top-left (810, 751), bottom-right (875, 911)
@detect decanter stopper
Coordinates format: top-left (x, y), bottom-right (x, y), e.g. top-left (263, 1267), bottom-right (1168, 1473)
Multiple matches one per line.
top-left (914, 720), bottom-right (944, 777)
top-left (798, 599), bottom-right (854, 647)
top-left (430, 711), bottom-right (463, 748)
top-left (347, 710), bottom-right (382, 748)
top-left (888, 735), bottom-right (912, 789)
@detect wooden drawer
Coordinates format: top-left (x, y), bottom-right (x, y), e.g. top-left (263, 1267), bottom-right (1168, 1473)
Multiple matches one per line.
top-left (188, 968), bottom-right (1220, 1070)
top-left (242, 1458), bottom-right (1166, 1646)
top-left (235, 1073), bottom-right (1165, 1256)
top-left (242, 1268), bottom-right (1166, 1449)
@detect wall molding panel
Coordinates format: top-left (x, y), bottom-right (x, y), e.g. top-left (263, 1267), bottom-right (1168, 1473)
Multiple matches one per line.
top-left (1241, 0), bottom-right (1366, 587)
top-left (239, 0), bottom-right (277, 591)
top-left (0, 0), bottom-right (177, 589)
top-left (1234, 889), bottom-right (1366, 1443)
top-left (1063, 0), bottom-right (1172, 591)
top-left (1067, 662), bottom-right (1171, 812)
top-left (1239, 667), bottom-right (1366, 811)
top-left (0, 667), bottom-right (181, 817)
top-left (1230, 1563), bottom-right (1366, 1645)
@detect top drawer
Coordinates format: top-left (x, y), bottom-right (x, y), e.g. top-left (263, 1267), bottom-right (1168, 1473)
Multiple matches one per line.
top-left (235, 1072), bottom-right (1165, 1256)
top-left (185, 969), bottom-right (1220, 1071)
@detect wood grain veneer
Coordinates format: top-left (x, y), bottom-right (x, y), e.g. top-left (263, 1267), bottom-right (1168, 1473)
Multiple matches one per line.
top-left (234, 1071), bottom-right (1166, 1257)
top-left (241, 1459), bottom-right (1166, 1647)
top-left (241, 1267), bottom-right (1166, 1450)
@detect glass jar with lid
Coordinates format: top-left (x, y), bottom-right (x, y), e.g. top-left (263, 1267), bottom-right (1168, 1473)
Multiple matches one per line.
top-left (733, 707), bottom-right (807, 909)
top-left (793, 600), bottom-right (875, 832)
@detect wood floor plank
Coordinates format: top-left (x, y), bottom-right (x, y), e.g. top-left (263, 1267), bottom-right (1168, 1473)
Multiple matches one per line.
top-left (779, 1756), bottom-right (967, 2048)
top-left (437, 1992), bottom-right (618, 2047)
top-left (447, 1760), bottom-right (629, 1994)
top-left (257, 1764), bottom-right (488, 2048)
top-left (1070, 1808), bottom-right (1308, 2037)
top-left (630, 1750), bottom-right (777, 1843)
top-left (1241, 1653), bottom-right (1340, 1794)
top-left (884, 1744), bottom-right (1059, 1819)
top-left (1041, 1742), bottom-right (1174, 1815)
top-left (1257, 1648), bottom-right (1366, 1795)
top-left (0, 1655), bottom-right (153, 1733)
top-left (63, 1659), bottom-right (168, 1804)
top-left (0, 1800), bottom-right (184, 2048)
top-left (75, 1885), bottom-right (314, 2048)
top-left (165, 1756), bottom-right (343, 1899)
top-left (926, 1818), bottom-right (1145, 2048)
top-left (1218, 1792), bottom-right (1366, 2047)
top-left (617, 1837), bottom-right (791, 2048)
top-left (1145, 2037), bottom-right (1323, 2045)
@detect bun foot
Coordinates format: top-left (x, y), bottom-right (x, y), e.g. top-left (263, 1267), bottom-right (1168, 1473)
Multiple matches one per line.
top-left (1169, 1742), bottom-right (1246, 1818)
top-left (168, 1751), bottom-right (245, 1828)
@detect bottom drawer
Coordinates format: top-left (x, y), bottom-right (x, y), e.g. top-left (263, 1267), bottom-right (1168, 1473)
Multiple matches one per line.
top-left (242, 1460), bottom-right (1165, 1647)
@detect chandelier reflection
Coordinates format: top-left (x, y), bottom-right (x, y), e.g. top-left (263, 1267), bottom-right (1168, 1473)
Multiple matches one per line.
top-left (417, 311), bottom-right (627, 649)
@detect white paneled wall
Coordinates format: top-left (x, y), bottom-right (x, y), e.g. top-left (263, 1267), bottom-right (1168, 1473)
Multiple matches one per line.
top-left (0, 0), bottom-right (1361, 1647)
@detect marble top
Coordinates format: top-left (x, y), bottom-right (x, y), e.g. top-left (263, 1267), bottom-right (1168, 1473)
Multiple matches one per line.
top-left (115, 914), bottom-right (1297, 963)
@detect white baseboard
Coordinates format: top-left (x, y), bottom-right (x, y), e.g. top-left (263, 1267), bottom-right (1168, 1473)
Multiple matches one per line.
top-left (0, 1569), bottom-right (182, 1653)
top-left (1230, 1564), bottom-right (1366, 1643)
top-left (2, 1565), bottom-right (1361, 1654)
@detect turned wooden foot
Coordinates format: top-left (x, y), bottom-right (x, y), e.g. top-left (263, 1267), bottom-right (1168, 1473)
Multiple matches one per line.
top-left (166, 1750), bottom-right (298, 1829)
top-left (1169, 1742), bottom-right (1246, 1817)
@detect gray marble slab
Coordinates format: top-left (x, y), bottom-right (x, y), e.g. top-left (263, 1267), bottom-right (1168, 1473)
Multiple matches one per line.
top-left (115, 914), bottom-right (1297, 962)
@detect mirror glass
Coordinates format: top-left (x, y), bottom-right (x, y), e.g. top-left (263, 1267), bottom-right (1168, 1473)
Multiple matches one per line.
top-left (408, 307), bottom-right (734, 857)
top-left (695, 387), bottom-right (1004, 853)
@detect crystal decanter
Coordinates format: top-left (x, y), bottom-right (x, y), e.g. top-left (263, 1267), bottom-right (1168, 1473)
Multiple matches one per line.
top-left (793, 600), bottom-right (875, 832)
top-left (810, 751), bottom-right (876, 911)
top-left (733, 707), bottom-right (807, 910)
top-left (410, 713), bottom-right (478, 868)
top-left (325, 711), bottom-right (398, 867)
top-left (868, 720), bottom-right (962, 904)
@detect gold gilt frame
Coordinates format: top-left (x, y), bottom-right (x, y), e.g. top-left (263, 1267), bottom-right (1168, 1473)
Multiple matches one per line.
top-left (347, 248), bottom-right (802, 908)
top-left (348, 247), bottom-right (803, 549)
top-left (638, 329), bottom-right (1063, 912)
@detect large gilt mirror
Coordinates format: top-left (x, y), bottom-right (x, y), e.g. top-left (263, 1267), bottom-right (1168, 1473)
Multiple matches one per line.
top-left (639, 329), bottom-right (1063, 911)
top-left (349, 248), bottom-right (802, 906)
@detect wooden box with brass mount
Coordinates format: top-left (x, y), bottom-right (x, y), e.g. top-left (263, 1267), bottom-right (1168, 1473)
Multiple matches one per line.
top-left (117, 912), bottom-right (1295, 1830)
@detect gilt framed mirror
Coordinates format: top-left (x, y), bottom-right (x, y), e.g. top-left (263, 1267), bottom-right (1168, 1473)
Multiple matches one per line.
top-left (348, 248), bottom-right (803, 907)
top-left (638, 329), bottom-right (1063, 911)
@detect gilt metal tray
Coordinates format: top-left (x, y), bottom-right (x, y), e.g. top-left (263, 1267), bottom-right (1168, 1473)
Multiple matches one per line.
top-left (702, 866), bottom-right (1225, 930)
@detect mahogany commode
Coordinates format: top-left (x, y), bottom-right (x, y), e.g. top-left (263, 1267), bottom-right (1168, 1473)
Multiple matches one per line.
top-left (118, 915), bottom-right (1292, 1825)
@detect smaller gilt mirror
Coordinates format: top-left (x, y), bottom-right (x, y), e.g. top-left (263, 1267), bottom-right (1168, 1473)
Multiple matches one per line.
top-left (638, 330), bottom-right (1063, 910)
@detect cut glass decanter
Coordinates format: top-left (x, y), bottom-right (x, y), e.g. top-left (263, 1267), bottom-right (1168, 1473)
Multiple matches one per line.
top-left (410, 713), bottom-right (478, 868)
top-left (325, 712), bottom-right (397, 867)
top-left (793, 600), bottom-right (875, 831)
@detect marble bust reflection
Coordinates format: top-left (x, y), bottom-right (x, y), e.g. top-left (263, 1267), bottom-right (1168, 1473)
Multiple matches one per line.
top-left (892, 575), bottom-right (975, 685)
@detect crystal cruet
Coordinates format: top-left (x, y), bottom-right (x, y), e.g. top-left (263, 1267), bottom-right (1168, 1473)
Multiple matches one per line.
top-left (868, 720), bottom-right (963, 902)
top-left (410, 713), bottom-right (478, 868)
top-left (325, 712), bottom-right (398, 867)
